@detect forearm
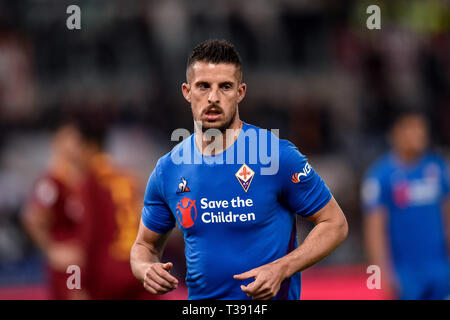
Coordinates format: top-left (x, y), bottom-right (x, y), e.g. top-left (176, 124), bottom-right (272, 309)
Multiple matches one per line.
top-left (130, 241), bottom-right (161, 282)
top-left (365, 229), bottom-right (390, 268)
top-left (445, 197), bottom-right (450, 253)
top-left (27, 226), bottom-right (52, 254)
top-left (274, 218), bottom-right (347, 279)
top-left (22, 211), bottom-right (52, 254)
top-left (363, 211), bottom-right (391, 269)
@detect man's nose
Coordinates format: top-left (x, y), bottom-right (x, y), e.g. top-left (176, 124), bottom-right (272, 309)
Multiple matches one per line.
top-left (208, 87), bottom-right (220, 104)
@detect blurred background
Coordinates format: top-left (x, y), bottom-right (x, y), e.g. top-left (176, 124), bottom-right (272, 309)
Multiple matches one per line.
top-left (0, 0), bottom-right (448, 299)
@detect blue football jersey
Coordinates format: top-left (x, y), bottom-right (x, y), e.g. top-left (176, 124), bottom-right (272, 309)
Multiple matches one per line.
top-left (142, 122), bottom-right (332, 299)
top-left (362, 152), bottom-right (449, 268)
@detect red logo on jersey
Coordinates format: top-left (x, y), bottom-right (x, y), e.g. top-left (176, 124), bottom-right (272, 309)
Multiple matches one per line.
top-left (235, 164), bottom-right (255, 192)
top-left (291, 174), bottom-right (300, 183)
top-left (393, 181), bottom-right (410, 209)
top-left (176, 197), bottom-right (197, 228)
top-left (291, 163), bottom-right (312, 183)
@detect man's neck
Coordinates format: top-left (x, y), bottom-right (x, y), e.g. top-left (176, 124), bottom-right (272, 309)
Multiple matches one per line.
top-left (394, 149), bottom-right (423, 165)
top-left (195, 119), bottom-right (243, 156)
top-left (49, 155), bottom-right (83, 187)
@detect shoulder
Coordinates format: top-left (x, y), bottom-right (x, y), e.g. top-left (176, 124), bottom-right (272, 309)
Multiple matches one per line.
top-left (34, 173), bottom-right (64, 193)
top-left (276, 138), bottom-right (308, 165)
top-left (241, 122), bottom-right (302, 155)
top-left (31, 173), bottom-right (63, 208)
top-left (244, 123), bottom-right (309, 167)
top-left (423, 152), bottom-right (449, 181)
top-left (361, 154), bottom-right (393, 207)
top-left (243, 123), bottom-right (306, 163)
top-left (425, 151), bottom-right (447, 167)
top-left (241, 122), bottom-right (280, 140)
top-left (278, 139), bottom-right (302, 154)
top-left (156, 134), bottom-right (194, 171)
top-left (364, 153), bottom-right (393, 180)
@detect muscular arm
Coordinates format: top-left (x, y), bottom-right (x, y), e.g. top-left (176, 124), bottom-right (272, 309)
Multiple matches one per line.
top-left (130, 219), bottom-right (171, 280)
top-left (277, 196), bottom-right (348, 276)
top-left (234, 196), bottom-right (348, 299)
top-left (22, 204), bottom-right (82, 273)
top-left (130, 220), bottom-right (178, 294)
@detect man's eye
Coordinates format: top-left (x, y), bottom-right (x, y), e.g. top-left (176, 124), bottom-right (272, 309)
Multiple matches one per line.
top-left (222, 85), bottom-right (232, 90)
top-left (198, 83), bottom-right (209, 89)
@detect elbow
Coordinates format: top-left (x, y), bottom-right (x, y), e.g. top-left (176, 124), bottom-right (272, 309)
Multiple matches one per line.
top-left (129, 241), bottom-right (140, 264)
top-left (129, 242), bottom-right (141, 278)
top-left (338, 215), bottom-right (349, 244)
top-left (21, 209), bottom-right (36, 236)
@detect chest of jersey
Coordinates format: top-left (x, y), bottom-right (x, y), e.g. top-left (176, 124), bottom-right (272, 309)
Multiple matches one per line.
top-left (388, 162), bottom-right (443, 209)
top-left (163, 162), bottom-right (283, 234)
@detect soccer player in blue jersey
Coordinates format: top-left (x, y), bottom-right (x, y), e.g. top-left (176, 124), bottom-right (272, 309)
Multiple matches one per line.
top-left (130, 39), bottom-right (348, 300)
top-left (362, 110), bottom-right (450, 300)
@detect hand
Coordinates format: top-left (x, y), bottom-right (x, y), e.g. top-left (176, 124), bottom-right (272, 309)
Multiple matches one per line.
top-left (68, 289), bottom-right (91, 300)
top-left (380, 266), bottom-right (399, 300)
top-left (143, 262), bottom-right (178, 295)
top-left (47, 243), bottom-right (83, 272)
top-left (233, 262), bottom-right (287, 300)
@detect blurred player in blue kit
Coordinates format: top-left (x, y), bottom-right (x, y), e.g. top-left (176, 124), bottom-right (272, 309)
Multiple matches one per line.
top-left (130, 40), bottom-right (348, 300)
top-left (362, 110), bottom-right (450, 300)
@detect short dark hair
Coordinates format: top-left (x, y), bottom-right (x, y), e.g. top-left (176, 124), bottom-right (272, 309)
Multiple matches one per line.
top-left (389, 107), bottom-right (427, 130)
top-left (49, 108), bottom-right (109, 149)
top-left (187, 39), bottom-right (242, 81)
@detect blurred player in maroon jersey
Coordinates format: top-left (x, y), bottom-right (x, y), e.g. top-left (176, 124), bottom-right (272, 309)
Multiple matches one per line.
top-left (74, 116), bottom-right (165, 300)
top-left (22, 121), bottom-right (86, 300)
top-left (23, 113), bottom-right (183, 299)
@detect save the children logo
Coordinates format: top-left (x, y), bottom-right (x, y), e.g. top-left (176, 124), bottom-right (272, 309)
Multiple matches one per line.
top-left (176, 197), bottom-right (197, 228)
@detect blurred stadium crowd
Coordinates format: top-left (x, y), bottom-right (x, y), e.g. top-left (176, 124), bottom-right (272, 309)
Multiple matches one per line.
top-left (0, 0), bottom-right (448, 298)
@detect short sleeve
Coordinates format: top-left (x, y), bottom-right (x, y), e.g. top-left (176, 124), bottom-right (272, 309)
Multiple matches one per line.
top-left (441, 160), bottom-right (449, 197)
top-left (361, 168), bottom-right (388, 214)
top-left (280, 142), bottom-right (332, 217)
top-left (142, 162), bottom-right (176, 234)
top-left (31, 177), bottom-right (59, 210)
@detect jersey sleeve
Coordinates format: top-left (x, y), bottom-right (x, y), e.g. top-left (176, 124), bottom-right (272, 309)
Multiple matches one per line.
top-left (279, 141), bottom-right (332, 217)
top-left (30, 177), bottom-right (60, 210)
top-left (361, 166), bottom-right (388, 214)
top-left (438, 158), bottom-right (449, 198)
top-left (141, 161), bottom-right (176, 234)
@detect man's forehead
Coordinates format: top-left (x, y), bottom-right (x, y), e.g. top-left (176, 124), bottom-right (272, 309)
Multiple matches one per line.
top-left (397, 115), bottom-right (426, 127)
top-left (188, 61), bottom-right (240, 82)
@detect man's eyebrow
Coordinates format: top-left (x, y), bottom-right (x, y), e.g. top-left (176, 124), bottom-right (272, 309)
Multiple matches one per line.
top-left (219, 81), bottom-right (234, 86)
top-left (194, 80), bottom-right (210, 86)
top-left (192, 80), bottom-right (235, 86)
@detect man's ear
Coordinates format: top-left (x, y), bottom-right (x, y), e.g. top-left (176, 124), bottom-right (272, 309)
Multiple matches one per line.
top-left (181, 83), bottom-right (191, 103)
top-left (237, 83), bottom-right (246, 104)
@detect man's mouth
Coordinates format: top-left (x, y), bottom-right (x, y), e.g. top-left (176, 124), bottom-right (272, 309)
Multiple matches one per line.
top-left (203, 108), bottom-right (222, 121)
